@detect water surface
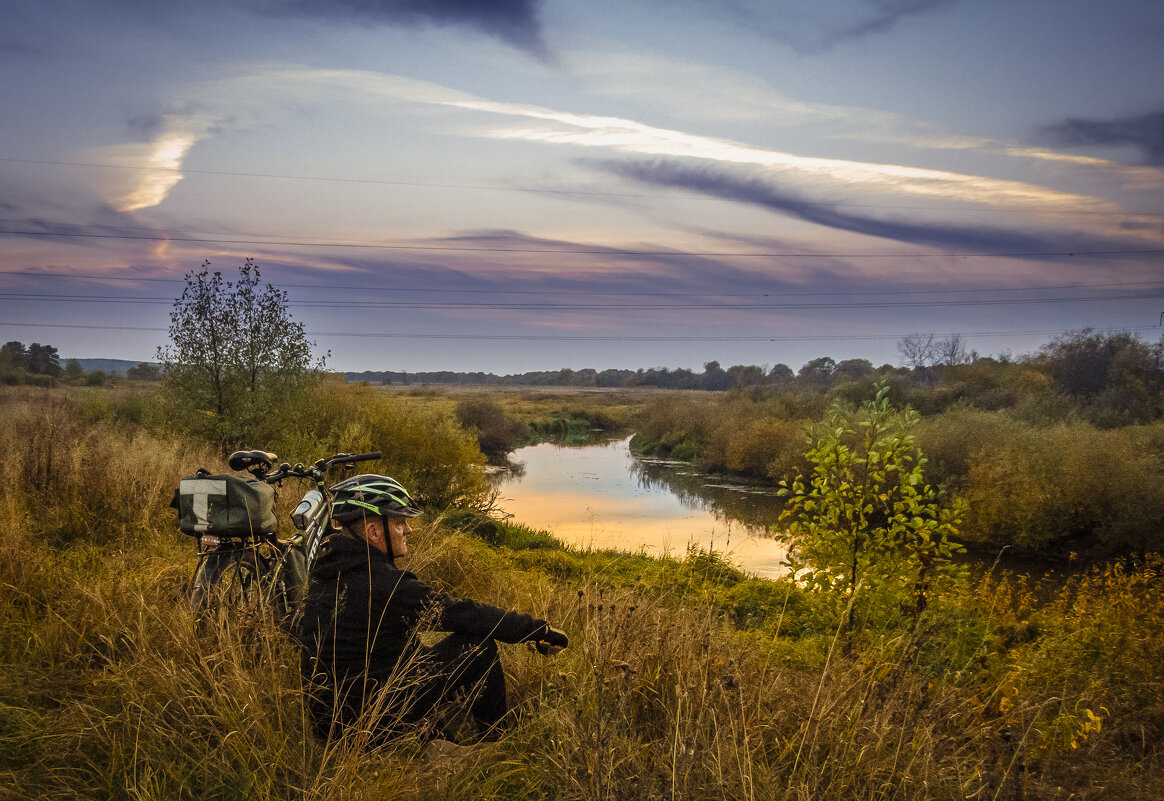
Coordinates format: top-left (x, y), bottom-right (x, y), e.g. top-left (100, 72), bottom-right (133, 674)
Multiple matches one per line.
top-left (495, 438), bottom-right (788, 579)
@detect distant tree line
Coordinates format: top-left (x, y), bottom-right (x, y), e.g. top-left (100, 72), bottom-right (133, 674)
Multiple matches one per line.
top-left (347, 331), bottom-right (1163, 427)
top-left (344, 358), bottom-right (887, 392)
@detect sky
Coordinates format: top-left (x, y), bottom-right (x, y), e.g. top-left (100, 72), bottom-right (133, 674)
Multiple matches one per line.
top-left (2, 0), bottom-right (1162, 374)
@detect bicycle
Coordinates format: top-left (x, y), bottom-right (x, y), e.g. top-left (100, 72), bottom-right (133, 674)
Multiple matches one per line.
top-left (182, 449), bottom-right (382, 629)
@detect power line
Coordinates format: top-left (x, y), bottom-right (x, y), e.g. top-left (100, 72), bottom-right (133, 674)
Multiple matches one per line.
top-left (3, 156), bottom-right (1159, 217)
top-left (0, 319), bottom-right (1155, 342)
top-left (1, 267), bottom-right (1163, 299)
top-left (1, 290), bottom-right (1161, 311)
top-left (2, 227), bottom-right (1162, 259)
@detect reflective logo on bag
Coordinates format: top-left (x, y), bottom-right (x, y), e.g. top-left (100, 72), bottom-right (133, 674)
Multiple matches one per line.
top-left (180, 478), bottom-right (227, 533)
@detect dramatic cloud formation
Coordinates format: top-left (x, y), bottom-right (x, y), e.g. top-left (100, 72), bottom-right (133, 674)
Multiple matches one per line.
top-left (260, 0), bottom-right (547, 54)
top-left (1043, 109), bottom-right (1164, 167)
top-left (448, 94), bottom-right (1113, 212)
top-left (3, 0), bottom-right (1161, 372)
top-left (594, 158), bottom-right (1155, 256)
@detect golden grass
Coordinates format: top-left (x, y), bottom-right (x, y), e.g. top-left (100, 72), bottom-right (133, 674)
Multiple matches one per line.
top-left (1, 386), bottom-right (1161, 800)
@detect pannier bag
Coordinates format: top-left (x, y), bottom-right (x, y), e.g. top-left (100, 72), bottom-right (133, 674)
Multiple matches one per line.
top-left (173, 469), bottom-right (277, 537)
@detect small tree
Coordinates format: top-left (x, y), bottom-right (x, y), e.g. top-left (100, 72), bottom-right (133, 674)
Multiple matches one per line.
top-left (935, 333), bottom-right (971, 367)
top-left (767, 363), bottom-right (794, 384)
top-left (798, 356), bottom-right (836, 388)
top-left (778, 384), bottom-right (963, 647)
top-left (2, 341), bottom-right (28, 370)
top-left (157, 259), bottom-right (324, 450)
top-left (64, 359), bottom-right (85, 383)
top-left (897, 333), bottom-right (937, 370)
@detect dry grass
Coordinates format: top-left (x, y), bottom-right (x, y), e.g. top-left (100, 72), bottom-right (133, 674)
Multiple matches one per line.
top-left (1, 386), bottom-right (1161, 800)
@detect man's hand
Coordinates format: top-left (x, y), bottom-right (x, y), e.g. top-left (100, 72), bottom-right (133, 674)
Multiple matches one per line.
top-left (531, 626), bottom-right (568, 656)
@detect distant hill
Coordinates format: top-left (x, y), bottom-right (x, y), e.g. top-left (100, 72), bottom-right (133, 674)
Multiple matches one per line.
top-left (74, 359), bottom-right (156, 375)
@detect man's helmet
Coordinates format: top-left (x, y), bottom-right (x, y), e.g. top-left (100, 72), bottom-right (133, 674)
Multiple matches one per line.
top-left (329, 474), bottom-right (423, 524)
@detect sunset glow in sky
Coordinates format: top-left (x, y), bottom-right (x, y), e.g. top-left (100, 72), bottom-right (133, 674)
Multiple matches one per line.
top-left (2, 0), bottom-right (1162, 373)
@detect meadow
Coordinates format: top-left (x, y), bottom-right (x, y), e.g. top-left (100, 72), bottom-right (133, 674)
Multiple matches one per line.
top-left (1, 380), bottom-right (1162, 800)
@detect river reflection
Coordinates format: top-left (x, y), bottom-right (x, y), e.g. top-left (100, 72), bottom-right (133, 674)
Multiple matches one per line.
top-left (494, 437), bottom-right (788, 579)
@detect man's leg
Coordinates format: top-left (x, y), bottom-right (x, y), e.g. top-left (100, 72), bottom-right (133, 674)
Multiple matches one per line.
top-left (418, 633), bottom-right (508, 735)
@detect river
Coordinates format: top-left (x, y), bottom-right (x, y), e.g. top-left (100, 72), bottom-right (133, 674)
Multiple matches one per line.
top-left (493, 437), bottom-right (789, 579)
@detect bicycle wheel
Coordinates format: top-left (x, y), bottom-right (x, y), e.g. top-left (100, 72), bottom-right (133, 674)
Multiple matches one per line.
top-left (271, 544), bottom-right (307, 632)
top-left (190, 545), bottom-right (273, 627)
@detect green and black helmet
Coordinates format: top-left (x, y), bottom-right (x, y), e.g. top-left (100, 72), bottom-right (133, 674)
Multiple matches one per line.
top-left (329, 474), bottom-right (423, 524)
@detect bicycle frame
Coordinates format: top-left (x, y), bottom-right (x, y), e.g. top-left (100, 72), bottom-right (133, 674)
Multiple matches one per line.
top-left (185, 449), bottom-right (381, 629)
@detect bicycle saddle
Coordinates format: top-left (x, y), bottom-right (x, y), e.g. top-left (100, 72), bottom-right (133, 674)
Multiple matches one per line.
top-left (228, 449), bottom-right (278, 472)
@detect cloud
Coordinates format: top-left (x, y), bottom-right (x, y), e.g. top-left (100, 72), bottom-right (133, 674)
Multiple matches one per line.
top-left (838, 0), bottom-right (955, 41)
top-left (258, 0), bottom-right (547, 55)
top-left (121, 65), bottom-right (1138, 217)
top-left (673, 0), bottom-right (957, 51)
top-left (0, 196), bottom-right (167, 250)
top-left (85, 111), bottom-right (221, 211)
top-left (568, 52), bottom-right (1154, 184)
top-left (1042, 109), bottom-right (1164, 167)
top-left (593, 158), bottom-right (1155, 256)
top-left (452, 93), bottom-right (1119, 213)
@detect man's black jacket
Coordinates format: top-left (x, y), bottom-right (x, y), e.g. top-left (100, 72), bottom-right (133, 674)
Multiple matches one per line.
top-left (298, 534), bottom-right (551, 693)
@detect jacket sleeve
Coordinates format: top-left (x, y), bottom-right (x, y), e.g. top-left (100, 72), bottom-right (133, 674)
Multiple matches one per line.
top-left (381, 571), bottom-right (549, 643)
top-left (437, 594), bottom-right (550, 644)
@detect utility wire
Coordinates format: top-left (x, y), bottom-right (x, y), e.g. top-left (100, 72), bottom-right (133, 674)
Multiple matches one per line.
top-left (0, 320), bottom-right (1155, 342)
top-left (1, 290), bottom-right (1161, 311)
top-left (1, 268), bottom-right (1162, 299)
top-left (3, 157), bottom-right (1159, 217)
top-left (2, 227), bottom-right (1162, 259)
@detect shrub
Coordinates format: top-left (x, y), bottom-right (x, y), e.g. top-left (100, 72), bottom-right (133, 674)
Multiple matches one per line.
top-left (630, 394), bottom-right (715, 461)
top-left (962, 422), bottom-right (1164, 556)
top-left (779, 386), bottom-right (964, 643)
top-left (268, 379), bottom-right (490, 511)
top-left (453, 396), bottom-right (528, 461)
top-left (915, 407), bottom-right (1027, 490)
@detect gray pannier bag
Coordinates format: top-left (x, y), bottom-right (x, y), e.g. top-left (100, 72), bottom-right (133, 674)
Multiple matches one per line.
top-left (173, 468), bottom-right (277, 538)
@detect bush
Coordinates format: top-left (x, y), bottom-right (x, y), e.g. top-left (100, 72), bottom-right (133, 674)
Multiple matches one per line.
top-left (915, 407), bottom-right (1028, 490)
top-left (962, 422), bottom-right (1164, 555)
top-left (268, 379), bottom-right (490, 511)
top-left (631, 394), bottom-right (715, 461)
top-left (453, 396), bottom-right (528, 461)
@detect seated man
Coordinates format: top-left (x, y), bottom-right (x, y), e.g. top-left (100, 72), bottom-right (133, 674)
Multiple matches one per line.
top-left (297, 474), bottom-right (567, 744)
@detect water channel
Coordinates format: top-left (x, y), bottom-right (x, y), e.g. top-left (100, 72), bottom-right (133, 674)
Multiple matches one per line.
top-left (493, 437), bottom-right (789, 579)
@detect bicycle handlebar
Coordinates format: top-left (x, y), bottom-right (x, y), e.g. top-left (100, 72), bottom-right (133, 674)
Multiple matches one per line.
top-left (245, 450), bottom-right (382, 483)
top-left (324, 451), bottom-right (383, 467)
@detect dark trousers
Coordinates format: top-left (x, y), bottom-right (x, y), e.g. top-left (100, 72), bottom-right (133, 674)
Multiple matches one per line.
top-left (402, 632), bottom-right (508, 735)
top-left (306, 633), bottom-right (508, 744)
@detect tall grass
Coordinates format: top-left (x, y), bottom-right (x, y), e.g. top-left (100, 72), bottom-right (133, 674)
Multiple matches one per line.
top-left (2, 386), bottom-right (1161, 799)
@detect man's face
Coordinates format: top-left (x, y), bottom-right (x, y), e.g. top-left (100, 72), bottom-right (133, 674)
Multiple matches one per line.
top-left (362, 515), bottom-right (411, 558)
top-left (387, 516), bottom-right (411, 558)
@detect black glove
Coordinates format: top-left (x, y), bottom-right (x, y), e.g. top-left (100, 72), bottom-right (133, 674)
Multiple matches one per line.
top-left (543, 626), bottom-right (568, 649)
top-left (530, 626), bottom-right (568, 654)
